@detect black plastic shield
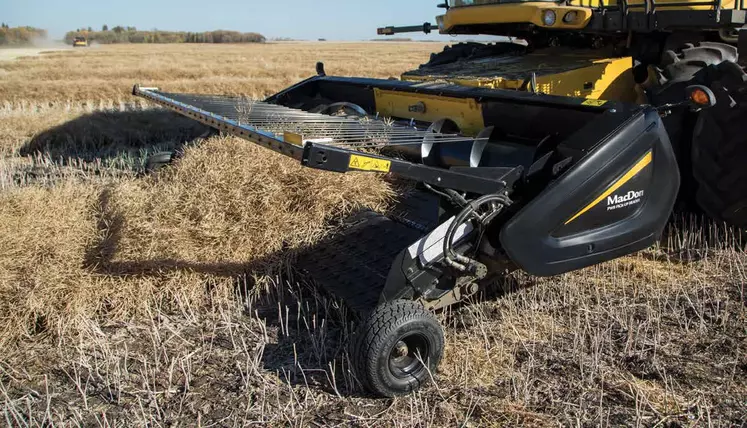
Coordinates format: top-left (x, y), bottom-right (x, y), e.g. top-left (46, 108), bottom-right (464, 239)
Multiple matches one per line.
top-left (499, 108), bottom-right (680, 277)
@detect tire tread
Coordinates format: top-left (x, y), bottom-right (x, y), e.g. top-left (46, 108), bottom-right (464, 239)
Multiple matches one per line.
top-left (350, 300), bottom-right (443, 397)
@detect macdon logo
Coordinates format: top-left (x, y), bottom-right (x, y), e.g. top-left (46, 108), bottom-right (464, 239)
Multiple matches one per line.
top-left (607, 190), bottom-right (645, 211)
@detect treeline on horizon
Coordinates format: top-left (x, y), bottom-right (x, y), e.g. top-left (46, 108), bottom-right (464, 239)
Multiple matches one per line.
top-left (64, 26), bottom-right (266, 44)
top-left (0, 24), bottom-right (48, 46)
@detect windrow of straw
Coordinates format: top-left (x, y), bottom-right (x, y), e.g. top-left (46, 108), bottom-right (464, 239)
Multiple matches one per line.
top-left (0, 136), bottom-right (394, 348)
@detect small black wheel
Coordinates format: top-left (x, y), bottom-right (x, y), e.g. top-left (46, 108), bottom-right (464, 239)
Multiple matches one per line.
top-left (145, 151), bottom-right (175, 174)
top-left (351, 300), bottom-right (444, 397)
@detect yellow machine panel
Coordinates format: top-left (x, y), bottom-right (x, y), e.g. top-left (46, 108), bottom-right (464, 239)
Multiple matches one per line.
top-left (439, 2), bottom-right (593, 31)
top-left (534, 57), bottom-right (636, 102)
top-left (403, 56), bottom-right (637, 103)
top-left (374, 89), bottom-right (486, 135)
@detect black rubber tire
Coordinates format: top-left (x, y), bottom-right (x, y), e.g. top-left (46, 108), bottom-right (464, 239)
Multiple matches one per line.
top-left (659, 42), bottom-right (739, 85)
top-left (423, 42), bottom-right (526, 67)
top-left (655, 42), bottom-right (747, 229)
top-left (691, 62), bottom-right (747, 229)
top-left (351, 300), bottom-right (444, 397)
top-left (425, 42), bottom-right (484, 66)
top-left (145, 151), bottom-right (175, 174)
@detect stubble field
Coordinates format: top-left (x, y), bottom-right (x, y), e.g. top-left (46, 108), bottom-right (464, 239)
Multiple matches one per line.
top-left (0, 42), bottom-right (744, 427)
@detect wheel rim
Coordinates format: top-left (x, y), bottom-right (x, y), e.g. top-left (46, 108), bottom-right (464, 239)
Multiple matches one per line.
top-left (320, 102), bottom-right (367, 118)
top-left (388, 333), bottom-right (430, 379)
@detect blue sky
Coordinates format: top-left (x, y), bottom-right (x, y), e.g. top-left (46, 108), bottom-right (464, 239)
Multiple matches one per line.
top-left (3, 0), bottom-right (465, 41)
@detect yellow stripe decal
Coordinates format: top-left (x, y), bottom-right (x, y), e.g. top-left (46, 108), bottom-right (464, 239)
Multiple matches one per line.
top-left (564, 151), bottom-right (653, 225)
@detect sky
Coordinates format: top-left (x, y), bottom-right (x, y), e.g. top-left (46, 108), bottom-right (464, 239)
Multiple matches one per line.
top-left (2, 0), bottom-right (471, 41)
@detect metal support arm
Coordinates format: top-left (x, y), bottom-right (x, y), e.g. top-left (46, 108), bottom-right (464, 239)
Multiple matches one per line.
top-left (302, 142), bottom-right (521, 196)
top-left (377, 23), bottom-right (433, 35)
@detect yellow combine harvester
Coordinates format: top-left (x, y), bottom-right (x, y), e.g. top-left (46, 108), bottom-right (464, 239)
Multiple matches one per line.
top-left (135, 0), bottom-right (745, 397)
top-left (72, 36), bottom-right (88, 47)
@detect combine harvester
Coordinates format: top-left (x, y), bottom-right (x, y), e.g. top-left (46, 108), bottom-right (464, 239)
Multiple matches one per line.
top-left (135, 0), bottom-right (746, 397)
top-left (72, 36), bottom-right (89, 48)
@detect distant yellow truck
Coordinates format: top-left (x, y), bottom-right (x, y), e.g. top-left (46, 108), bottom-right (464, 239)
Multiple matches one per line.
top-left (72, 36), bottom-right (88, 47)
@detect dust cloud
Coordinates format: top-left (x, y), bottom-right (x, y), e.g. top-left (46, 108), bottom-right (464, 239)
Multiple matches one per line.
top-left (0, 38), bottom-right (72, 62)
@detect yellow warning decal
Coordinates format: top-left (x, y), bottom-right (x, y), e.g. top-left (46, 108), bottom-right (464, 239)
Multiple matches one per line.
top-left (564, 151), bottom-right (653, 225)
top-left (582, 99), bottom-right (608, 107)
top-left (348, 154), bottom-right (391, 173)
top-left (284, 132), bottom-right (303, 146)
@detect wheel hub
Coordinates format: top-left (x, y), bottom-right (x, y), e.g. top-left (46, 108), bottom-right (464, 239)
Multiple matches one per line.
top-left (388, 333), bottom-right (432, 380)
top-left (394, 340), bottom-right (409, 358)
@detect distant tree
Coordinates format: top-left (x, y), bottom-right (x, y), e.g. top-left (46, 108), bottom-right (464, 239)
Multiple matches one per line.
top-left (87, 26), bottom-right (93, 32)
top-left (61, 26), bottom-right (265, 45)
top-left (102, 24), bottom-right (108, 31)
top-left (1, 26), bottom-right (48, 46)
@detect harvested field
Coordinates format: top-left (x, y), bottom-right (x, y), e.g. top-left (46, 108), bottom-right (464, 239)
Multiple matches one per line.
top-left (0, 42), bottom-right (439, 103)
top-left (0, 43), bottom-right (745, 427)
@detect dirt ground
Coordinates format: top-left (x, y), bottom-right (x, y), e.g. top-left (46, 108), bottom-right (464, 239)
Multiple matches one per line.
top-left (0, 43), bottom-right (745, 427)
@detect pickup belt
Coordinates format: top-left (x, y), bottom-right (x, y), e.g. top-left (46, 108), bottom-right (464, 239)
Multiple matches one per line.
top-left (133, 87), bottom-right (480, 149)
top-left (133, 86), bottom-right (518, 195)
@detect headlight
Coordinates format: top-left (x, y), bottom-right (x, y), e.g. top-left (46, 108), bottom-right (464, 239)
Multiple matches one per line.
top-left (563, 11), bottom-right (578, 23)
top-left (542, 10), bottom-right (557, 26)
top-left (436, 15), bottom-right (445, 31)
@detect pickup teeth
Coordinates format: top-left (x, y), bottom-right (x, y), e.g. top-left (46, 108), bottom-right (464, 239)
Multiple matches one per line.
top-left (147, 91), bottom-right (481, 149)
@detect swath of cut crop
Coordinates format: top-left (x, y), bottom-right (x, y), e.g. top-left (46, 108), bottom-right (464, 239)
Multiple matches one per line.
top-left (0, 135), bottom-right (393, 350)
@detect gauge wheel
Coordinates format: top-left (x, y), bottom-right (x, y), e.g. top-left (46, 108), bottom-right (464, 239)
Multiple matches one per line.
top-left (351, 300), bottom-right (444, 397)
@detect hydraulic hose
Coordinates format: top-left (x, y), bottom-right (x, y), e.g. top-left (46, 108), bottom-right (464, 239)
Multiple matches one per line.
top-left (442, 193), bottom-right (512, 275)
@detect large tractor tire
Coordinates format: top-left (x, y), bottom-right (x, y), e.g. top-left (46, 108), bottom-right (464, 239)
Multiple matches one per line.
top-left (656, 42), bottom-right (747, 229)
top-left (418, 42), bottom-right (527, 68)
top-left (691, 62), bottom-right (747, 229)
